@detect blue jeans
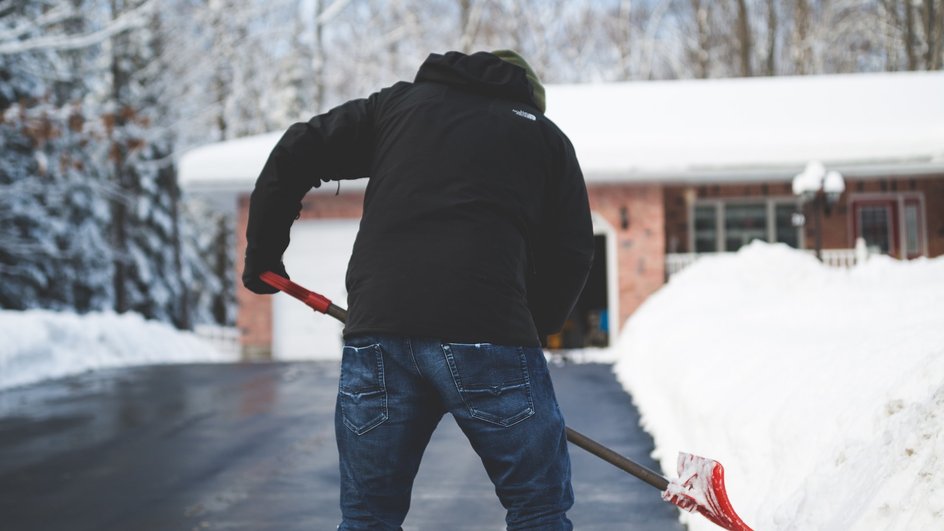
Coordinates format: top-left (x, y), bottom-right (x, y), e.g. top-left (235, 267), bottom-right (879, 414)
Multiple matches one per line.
top-left (336, 335), bottom-right (574, 530)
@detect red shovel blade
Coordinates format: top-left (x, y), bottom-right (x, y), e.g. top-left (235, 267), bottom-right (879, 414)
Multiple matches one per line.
top-left (259, 271), bottom-right (332, 314)
top-left (662, 453), bottom-right (753, 531)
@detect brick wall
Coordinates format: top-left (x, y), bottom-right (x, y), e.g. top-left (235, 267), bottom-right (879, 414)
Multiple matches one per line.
top-left (921, 178), bottom-right (944, 257)
top-left (586, 184), bottom-right (665, 328)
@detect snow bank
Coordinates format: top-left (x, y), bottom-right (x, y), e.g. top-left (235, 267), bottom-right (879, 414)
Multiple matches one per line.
top-left (615, 242), bottom-right (944, 530)
top-left (0, 310), bottom-right (238, 390)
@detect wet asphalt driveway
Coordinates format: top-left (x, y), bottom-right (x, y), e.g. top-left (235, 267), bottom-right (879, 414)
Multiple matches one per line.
top-left (0, 361), bottom-right (684, 531)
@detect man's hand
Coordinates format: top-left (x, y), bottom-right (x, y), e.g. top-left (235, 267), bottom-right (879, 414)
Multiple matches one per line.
top-left (243, 254), bottom-right (289, 294)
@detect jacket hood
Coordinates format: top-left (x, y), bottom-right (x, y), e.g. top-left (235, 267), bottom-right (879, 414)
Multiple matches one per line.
top-left (414, 51), bottom-right (541, 112)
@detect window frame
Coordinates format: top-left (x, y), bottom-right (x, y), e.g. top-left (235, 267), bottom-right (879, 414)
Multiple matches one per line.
top-left (855, 202), bottom-right (896, 255)
top-left (847, 192), bottom-right (927, 259)
top-left (687, 195), bottom-right (804, 253)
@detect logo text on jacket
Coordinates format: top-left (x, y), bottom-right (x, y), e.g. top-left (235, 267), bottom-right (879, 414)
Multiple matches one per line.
top-left (512, 109), bottom-right (537, 121)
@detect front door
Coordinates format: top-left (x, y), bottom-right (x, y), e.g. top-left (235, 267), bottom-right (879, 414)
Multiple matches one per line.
top-left (851, 195), bottom-right (925, 259)
top-left (901, 198), bottom-right (925, 259)
top-left (854, 200), bottom-right (896, 256)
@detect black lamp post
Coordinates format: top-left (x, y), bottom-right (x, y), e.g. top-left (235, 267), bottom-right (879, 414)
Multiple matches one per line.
top-left (793, 161), bottom-right (845, 261)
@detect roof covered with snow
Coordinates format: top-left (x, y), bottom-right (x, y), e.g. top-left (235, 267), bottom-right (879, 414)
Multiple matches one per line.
top-left (179, 71), bottom-right (944, 191)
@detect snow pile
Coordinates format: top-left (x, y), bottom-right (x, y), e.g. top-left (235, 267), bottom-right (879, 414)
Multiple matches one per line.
top-left (0, 310), bottom-right (238, 390)
top-left (615, 242), bottom-right (944, 530)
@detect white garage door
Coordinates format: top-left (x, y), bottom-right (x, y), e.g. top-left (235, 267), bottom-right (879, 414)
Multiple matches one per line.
top-left (272, 219), bottom-right (360, 360)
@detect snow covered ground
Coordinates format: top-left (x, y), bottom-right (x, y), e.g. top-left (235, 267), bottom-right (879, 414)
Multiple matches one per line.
top-left (615, 242), bottom-right (944, 530)
top-left (0, 310), bottom-right (237, 390)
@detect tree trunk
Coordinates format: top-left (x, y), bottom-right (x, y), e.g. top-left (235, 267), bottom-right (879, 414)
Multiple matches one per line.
top-left (877, 0), bottom-right (898, 70)
top-left (765, 0), bottom-right (777, 75)
top-left (690, 0), bottom-right (711, 78)
top-left (109, 0), bottom-right (129, 314)
top-left (169, 173), bottom-right (191, 329)
top-left (905, 0), bottom-right (918, 70)
top-left (458, 0), bottom-right (479, 52)
top-left (617, 0), bottom-right (633, 80)
top-left (793, 0), bottom-right (811, 74)
top-left (922, 0), bottom-right (943, 69)
top-left (312, 0), bottom-right (325, 114)
top-left (213, 215), bottom-right (230, 325)
top-left (735, 0), bottom-right (753, 76)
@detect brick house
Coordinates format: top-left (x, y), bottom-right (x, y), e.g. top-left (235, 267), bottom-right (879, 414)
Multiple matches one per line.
top-left (180, 71), bottom-right (944, 359)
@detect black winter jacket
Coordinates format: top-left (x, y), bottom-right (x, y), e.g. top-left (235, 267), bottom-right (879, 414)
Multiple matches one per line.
top-left (245, 51), bottom-right (593, 346)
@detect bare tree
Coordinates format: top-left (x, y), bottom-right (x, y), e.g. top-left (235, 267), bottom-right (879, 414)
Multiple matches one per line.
top-left (735, 0), bottom-right (754, 76)
top-left (677, 0), bottom-right (720, 78)
top-left (764, 0), bottom-right (778, 75)
top-left (918, 0), bottom-right (944, 69)
top-left (612, 0), bottom-right (634, 80)
top-left (876, 0), bottom-right (943, 71)
top-left (906, 0), bottom-right (920, 69)
top-left (791, 0), bottom-right (813, 74)
top-left (458, 0), bottom-right (484, 53)
top-left (311, 0), bottom-right (327, 114)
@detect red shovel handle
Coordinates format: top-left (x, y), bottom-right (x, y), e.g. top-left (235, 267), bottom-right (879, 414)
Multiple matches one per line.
top-left (259, 271), bottom-right (347, 321)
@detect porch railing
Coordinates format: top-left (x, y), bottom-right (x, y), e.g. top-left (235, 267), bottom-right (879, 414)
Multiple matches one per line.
top-left (193, 324), bottom-right (241, 359)
top-left (666, 247), bottom-right (869, 280)
top-left (818, 249), bottom-right (860, 268)
top-left (665, 253), bottom-right (702, 278)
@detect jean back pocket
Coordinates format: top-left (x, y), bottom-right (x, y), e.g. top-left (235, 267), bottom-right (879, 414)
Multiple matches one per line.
top-left (441, 343), bottom-right (535, 427)
top-left (339, 343), bottom-right (388, 435)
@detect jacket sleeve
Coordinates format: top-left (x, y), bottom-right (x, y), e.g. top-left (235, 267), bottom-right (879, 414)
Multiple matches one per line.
top-left (243, 94), bottom-right (378, 290)
top-left (527, 133), bottom-right (595, 336)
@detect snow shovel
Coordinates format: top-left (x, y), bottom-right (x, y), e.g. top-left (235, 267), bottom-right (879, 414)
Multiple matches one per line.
top-left (259, 271), bottom-right (753, 531)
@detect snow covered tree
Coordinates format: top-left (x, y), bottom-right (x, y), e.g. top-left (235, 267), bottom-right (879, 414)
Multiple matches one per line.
top-left (103, 0), bottom-right (198, 327)
top-left (180, 198), bottom-right (233, 326)
top-left (0, 0), bottom-right (115, 312)
top-left (0, 0), bottom-right (229, 327)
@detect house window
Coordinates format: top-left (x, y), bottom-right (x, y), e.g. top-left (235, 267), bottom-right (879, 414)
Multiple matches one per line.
top-left (690, 198), bottom-right (800, 253)
top-left (694, 204), bottom-right (719, 252)
top-left (904, 202), bottom-right (921, 257)
top-left (774, 204), bottom-right (800, 248)
top-left (857, 204), bottom-right (893, 254)
top-left (724, 203), bottom-right (767, 251)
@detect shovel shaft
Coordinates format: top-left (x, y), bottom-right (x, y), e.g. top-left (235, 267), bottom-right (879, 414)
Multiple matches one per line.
top-left (565, 427), bottom-right (669, 491)
top-left (326, 303), bottom-right (347, 322)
